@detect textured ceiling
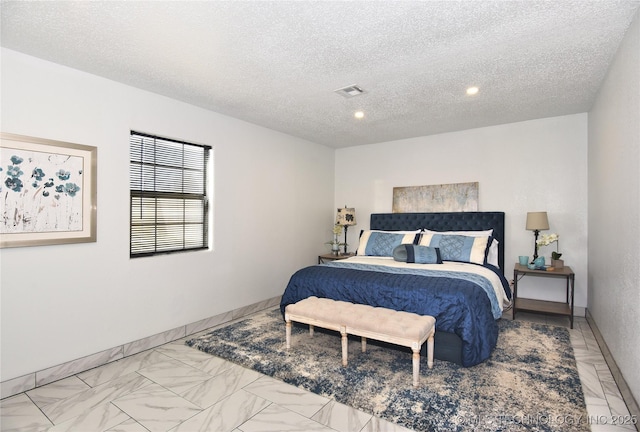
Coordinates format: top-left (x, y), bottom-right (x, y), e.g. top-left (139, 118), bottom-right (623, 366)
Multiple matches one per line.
top-left (1, 1), bottom-right (638, 148)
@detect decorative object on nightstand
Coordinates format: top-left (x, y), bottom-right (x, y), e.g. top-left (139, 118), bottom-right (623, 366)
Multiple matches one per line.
top-left (537, 232), bottom-right (563, 269)
top-left (533, 256), bottom-right (546, 269)
top-left (526, 211), bottom-right (549, 263)
top-left (326, 224), bottom-right (343, 256)
top-left (336, 206), bottom-right (357, 255)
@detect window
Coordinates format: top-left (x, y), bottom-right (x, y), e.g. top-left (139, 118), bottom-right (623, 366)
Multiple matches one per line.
top-left (129, 131), bottom-right (211, 257)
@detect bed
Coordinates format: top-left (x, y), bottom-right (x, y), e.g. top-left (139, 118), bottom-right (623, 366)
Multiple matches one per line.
top-left (280, 211), bottom-right (511, 367)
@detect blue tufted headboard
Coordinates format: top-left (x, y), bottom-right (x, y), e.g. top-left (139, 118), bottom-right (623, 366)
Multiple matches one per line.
top-left (370, 212), bottom-right (505, 273)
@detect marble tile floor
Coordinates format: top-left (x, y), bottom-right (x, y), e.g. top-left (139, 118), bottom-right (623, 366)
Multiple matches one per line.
top-left (1, 310), bottom-right (638, 432)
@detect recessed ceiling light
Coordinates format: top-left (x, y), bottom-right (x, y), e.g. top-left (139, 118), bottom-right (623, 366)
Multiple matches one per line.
top-left (354, 111), bottom-right (365, 119)
top-left (466, 86), bottom-right (479, 96)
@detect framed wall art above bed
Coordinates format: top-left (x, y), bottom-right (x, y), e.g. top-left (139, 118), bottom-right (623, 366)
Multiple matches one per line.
top-left (392, 182), bottom-right (479, 213)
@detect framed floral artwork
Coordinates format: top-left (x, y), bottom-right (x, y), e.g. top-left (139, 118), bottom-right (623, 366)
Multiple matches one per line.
top-left (0, 133), bottom-right (97, 248)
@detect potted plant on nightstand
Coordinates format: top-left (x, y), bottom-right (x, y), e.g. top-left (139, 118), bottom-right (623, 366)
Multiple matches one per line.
top-left (326, 224), bottom-right (346, 256)
top-left (537, 233), bottom-right (564, 268)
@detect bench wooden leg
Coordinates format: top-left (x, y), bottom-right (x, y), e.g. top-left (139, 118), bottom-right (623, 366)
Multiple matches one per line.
top-left (361, 336), bottom-right (367, 352)
top-left (427, 332), bottom-right (434, 369)
top-left (309, 324), bottom-right (314, 337)
top-left (285, 320), bottom-right (291, 349)
top-left (341, 327), bottom-right (348, 366)
top-left (412, 349), bottom-right (420, 387)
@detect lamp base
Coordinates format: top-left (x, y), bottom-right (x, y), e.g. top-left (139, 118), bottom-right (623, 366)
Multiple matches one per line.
top-left (531, 229), bottom-right (540, 264)
top-left (343, 225), bottom-right (349, 255)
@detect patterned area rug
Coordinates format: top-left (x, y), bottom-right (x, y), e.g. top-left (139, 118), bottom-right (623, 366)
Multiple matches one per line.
top-left (186, 308), bottom-right (589, 432)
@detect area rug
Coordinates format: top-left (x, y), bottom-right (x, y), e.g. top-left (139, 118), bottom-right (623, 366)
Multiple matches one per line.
top-left (186, 308), bottom-right (589, 432)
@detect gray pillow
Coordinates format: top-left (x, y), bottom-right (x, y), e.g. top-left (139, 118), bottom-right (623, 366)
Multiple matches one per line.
top-left (393, 244), bottom-right (442, 264)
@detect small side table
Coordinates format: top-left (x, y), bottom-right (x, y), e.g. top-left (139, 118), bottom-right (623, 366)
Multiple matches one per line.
top-left (512, 263), bottom-right (575, 328)
top-left (318, 253), bottom-right (354, 264)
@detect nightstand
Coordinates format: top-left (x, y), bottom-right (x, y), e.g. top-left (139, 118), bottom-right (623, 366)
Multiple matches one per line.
top-left (318, 253), bottom-right (355, 264)
top-left (512, 263), bottom-right (575, 328)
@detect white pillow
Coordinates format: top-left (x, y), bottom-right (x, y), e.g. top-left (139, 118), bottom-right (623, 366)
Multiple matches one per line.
top-left (487, 239), bottom-right (499, 268)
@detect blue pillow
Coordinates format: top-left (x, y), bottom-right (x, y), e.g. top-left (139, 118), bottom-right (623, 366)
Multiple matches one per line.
top-left (393, 244), bottom-right (442, 264)
top-left (357, 231), bottom-right (420, 257)
top-left (419, 233), bottom-right (490, 264)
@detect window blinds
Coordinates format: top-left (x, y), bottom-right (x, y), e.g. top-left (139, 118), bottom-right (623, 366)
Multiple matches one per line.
top-left (129, 131), bottom-right (211, 257)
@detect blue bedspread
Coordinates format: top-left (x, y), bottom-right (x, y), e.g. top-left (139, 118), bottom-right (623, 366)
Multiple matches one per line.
top-left (280, 261), bottom-right (511, 367)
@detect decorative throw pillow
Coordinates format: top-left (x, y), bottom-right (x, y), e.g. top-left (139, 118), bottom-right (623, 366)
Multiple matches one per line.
top-left (393, 244), bottom-right (442, 264)
top-left (421, 229), bottom-right (499, 268)
top-left (419, 233), bottom-right (489, 264)
top-left (357, 230), bottom-right (420, 257)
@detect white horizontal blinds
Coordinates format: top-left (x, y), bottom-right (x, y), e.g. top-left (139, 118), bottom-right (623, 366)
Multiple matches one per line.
top-left (130, 131), bottom-right (210, 257)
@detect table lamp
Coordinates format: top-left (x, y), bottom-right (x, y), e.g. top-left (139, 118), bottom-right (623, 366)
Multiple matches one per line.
top-left (336, 206), bottom-right (357, 255)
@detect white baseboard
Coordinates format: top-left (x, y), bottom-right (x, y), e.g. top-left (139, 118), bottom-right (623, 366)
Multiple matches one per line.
top-left (1, 296), bottom-right (282, 399)
top-left (585, 309), bottom-right (639, 431)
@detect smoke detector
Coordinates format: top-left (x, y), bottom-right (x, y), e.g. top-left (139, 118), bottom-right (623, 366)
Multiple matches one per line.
top-left (334, 85), bottom-right (366, 98)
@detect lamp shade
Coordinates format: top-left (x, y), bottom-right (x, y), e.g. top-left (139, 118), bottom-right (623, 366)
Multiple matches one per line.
top-left (336, 207), bottom-right (357, 226)
top-left (526, 212), bottom-right (549, 231)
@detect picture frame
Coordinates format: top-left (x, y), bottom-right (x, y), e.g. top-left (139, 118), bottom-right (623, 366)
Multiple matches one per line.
top-left (392, 182), bottom-right (479, 213)
top-left (1, 133), bottom-right (97, 248)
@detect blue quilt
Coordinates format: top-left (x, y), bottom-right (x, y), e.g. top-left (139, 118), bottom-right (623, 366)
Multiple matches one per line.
top-left (280, 261), bottom-right (511, 367)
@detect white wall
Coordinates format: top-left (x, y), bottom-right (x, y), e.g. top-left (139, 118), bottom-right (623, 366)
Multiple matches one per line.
top-left (588, 11), bottom-right (640, 404)
top-left (335, 114), bottom-right (589, 308)
top-left (0, 48), bottom-right (335, 380)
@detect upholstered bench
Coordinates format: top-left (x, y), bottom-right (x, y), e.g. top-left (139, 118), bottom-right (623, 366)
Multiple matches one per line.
top-left (284, 296), bottom-right (435, 387)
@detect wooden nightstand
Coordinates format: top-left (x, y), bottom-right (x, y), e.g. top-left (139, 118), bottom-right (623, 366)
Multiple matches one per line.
top-left (318, 253), bottom-right (355, 264)
top-left (512, 263), bottom-right (575, 328)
